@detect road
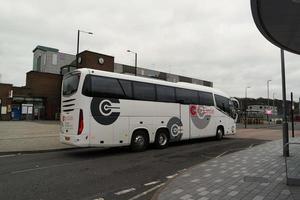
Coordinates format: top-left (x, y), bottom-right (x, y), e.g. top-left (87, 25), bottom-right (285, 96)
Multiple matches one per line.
top-left (0, 137), bottom-right (267, 200)
top-left (237, 122), bottom-right (300, 130)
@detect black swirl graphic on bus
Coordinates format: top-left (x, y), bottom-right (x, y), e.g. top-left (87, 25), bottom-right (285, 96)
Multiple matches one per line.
top-left (167, 117), bottom-right (183, 142)
top-left (91, 98), bottom-right (120, 125)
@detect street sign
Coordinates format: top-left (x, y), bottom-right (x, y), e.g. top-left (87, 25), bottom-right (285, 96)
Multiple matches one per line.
top-left (265, 109), bottom-right (272, 115)
top-left (251, 0), bottom-right (300, 55)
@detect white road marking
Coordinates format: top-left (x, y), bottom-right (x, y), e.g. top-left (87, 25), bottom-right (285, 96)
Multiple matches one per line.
top-left (128, 183), bottom-right (165, 200)
top-left (166, 173), bottom-right (178, 179)
top-left (178, 168), bottom-right (187, 173)
top-left (114, 188), bottom-right (136, 195)
top-left (216, 151), bottom-right (228, 158)
top-left (144, 181), bottom-right (160, 186)
top-left (11, 162), bottom-right (75, 174)
top-left (93, 198), bottom-right (104, 200)
top-left (0, 154), bottom-right (17, 158)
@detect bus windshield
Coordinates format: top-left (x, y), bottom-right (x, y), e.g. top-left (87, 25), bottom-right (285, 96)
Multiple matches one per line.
top-left (63, 73), bottom-right (80, 96)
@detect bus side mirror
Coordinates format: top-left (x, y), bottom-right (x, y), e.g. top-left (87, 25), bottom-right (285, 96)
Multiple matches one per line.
top-left (230, 98), bottom-right (240, 123)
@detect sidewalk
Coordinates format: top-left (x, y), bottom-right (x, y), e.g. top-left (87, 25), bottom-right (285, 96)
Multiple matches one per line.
top-left (155, 137), bottom-right (300, 200)
top-left (0, 121), bottom-right (73, 153)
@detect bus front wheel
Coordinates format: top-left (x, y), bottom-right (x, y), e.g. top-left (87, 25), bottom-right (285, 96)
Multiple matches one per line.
top-left (130, 130), bottom-right (149, 152)
top-left (155, 130), bottom-right (169, 149)
top-left (216, 127), bottom-right (224, 140)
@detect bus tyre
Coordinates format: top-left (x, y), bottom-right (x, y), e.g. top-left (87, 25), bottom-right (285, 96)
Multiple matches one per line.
top-left (216, 127), bottom-right (224, 140)
top-left (155, 130), bottom-right (169, 149)
top-left (131, 131), bottom-right (148, 152)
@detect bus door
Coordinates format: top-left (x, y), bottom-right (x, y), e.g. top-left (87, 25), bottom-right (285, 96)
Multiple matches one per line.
top-left (189, 104), bottom-right (215, 138)
top-left (179, 104), bottom-right (190, 140)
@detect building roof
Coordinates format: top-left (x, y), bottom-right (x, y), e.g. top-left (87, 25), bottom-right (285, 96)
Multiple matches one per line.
top-left (33, 45), bottom-right (59, 53)
top-left (79, 50), bottom-right (114, 58)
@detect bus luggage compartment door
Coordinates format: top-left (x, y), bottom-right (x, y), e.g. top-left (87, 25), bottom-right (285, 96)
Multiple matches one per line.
top-left (179, 104), bottom-right (190, 140)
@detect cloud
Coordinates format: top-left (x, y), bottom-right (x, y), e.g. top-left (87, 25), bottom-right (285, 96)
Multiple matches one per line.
top-left (0, 0), bottom-right (300, 100)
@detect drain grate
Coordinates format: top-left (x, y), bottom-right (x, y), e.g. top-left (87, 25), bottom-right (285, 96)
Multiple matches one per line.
top-left (243, 176), bottom-right (269, 183)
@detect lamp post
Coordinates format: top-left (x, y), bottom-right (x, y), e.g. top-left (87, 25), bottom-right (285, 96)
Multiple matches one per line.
top-left (127, 50), bottom-right (138, 76)
top-left (267, 80), bottom-right (272, 124)
top-left (272, 92), bottom-right (276, 114)
top-left (76, 30), bottom-right (93, 67)
top-left (245, 86), bottom-right (251, 128)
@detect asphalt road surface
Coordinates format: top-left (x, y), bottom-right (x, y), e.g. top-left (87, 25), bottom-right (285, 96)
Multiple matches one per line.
top-left (237, 122), bottom-right (300, 130)
top-left (0, 137), bottom-right (267, 200)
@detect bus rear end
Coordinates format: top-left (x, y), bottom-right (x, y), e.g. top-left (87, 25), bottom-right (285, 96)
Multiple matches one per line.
top-left (60, 70), bottom-right (89, 147)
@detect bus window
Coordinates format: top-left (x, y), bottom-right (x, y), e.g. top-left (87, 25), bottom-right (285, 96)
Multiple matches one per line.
top-left (90, 75), bottom-right (124, 98)
top-left (156, 85), bottom-right (176, 103)
top-left (119, 79), bottom-right (133, 99)
top-left (133, 82), bottom-right (156, 101)
top-left (176, 88), bottom-right (198, 104)
top-left (215, 94), bottom-right (230, 115)
top-left (63, 73), bottom-right (80, 96)
top-left (198, 91), bottom-right (214, 106)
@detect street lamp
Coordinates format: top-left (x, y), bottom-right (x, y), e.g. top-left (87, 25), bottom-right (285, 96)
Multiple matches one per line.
top-left (127, 50), bottom-right (138, 76)
top-left (272, 92), bottom-right (276, 109)
top-left (267, 79), bottom-right (272, 124)
top-left (245, 86), bottom-right (251, 128)
top-left (76, 29), bottom-right (93, 67)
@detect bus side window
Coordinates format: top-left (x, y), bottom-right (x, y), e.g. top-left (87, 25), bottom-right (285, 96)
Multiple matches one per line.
top-left (119, 79), bottom-right (133, 99)
top-left (176, 88), bottom-right (198, 104)
top-left (198, 91), bottom-right (214, 106)
top-left (133, 82), bottom-right (156, 101)
top-left (215, 94), bottom-right (230, 115)
top-left (90, 76), bottom-right (125, 98)
top-left (156, 85), bottom-right (176, 103)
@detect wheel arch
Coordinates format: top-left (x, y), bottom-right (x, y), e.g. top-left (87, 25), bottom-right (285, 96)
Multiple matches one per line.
top-left (217, 125), bottom-right (225, 136)
top-left (131, 128), bottom-right (150, 143)
top-left (155, 127), bottom-right (170, 139)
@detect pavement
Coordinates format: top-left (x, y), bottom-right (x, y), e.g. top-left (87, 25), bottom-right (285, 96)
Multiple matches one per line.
top-left (1, 121), bottom-right (300, 154)
top-left (0, 121), bottom-right (73, 153)
top-left (1, 121), bottom-right (300, 200)
top-left (154, 137), bottom-right (300, 200)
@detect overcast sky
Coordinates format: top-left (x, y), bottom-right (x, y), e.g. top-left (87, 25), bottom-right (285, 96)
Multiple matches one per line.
top-left (1, 0), bottom-right (300, 100)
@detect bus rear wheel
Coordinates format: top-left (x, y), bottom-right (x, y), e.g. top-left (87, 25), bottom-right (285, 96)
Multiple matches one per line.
top-left (155, 130), bottom-right (169, 149)
top-left (130, 130), bottom-right (148, 152)
top-left (216, 127), bottom-right (224, 140)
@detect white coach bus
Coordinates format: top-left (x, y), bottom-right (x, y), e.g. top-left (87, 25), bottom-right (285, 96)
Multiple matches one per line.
top-left (60, 68), bottom-right (239, 151)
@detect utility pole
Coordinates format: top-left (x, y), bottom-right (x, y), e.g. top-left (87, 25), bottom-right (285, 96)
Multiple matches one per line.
top-left (127, 50), bottom-right (138, 76)
top-left (267, 80), bottom-right (272, 124)
top-left (291, 92), bottom-right (295, 138)
top-left (281, 49), bottom-right (289, 157)
top-left (245, 86), bottom-right (251, 128)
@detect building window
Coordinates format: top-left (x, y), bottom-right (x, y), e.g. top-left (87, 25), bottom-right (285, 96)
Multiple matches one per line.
top-left (52, 54), bottom-right (58, 65)
top-left (37, 56), bottom-right (41, 71)
top-left (43, 54), bottom-right (46, 65)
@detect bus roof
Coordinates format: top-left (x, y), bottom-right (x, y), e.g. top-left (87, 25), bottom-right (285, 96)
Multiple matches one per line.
top-left (75, 68), bottom-right (230, 98)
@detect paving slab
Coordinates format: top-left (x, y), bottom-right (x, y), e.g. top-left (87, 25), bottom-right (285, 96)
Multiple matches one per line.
top-left (155, 137), bottom-right (300, 200)
top-left (0, 121), bottom-right (73, 153)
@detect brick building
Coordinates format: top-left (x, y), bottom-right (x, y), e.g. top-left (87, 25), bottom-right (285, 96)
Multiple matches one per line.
top-left (0, 72), bottom-right (61, 121)
top-left (0, 45), bottom-right (213, 121)
top-left (0, 83), bottom-right (13, 120)
top-left (61, 50), bottom-right (213, 87)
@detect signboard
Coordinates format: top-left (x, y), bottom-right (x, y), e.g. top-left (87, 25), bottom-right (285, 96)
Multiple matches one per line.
top-left (1, 106), bottom-right (7, 114)
top-left (251, 0), bottom-right (300, 55)
top-left (27, 107), bottom-right (33, 114)
top-left (265, 109), bottom-right (272, 115)
top-left (22, 106), bottom-right (27, 114)
top-left (21, 104), bottom-right (33, 114)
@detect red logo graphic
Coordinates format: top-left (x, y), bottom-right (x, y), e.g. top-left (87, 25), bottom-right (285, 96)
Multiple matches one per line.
top-left (190, 105), bottom-right (197, 116)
